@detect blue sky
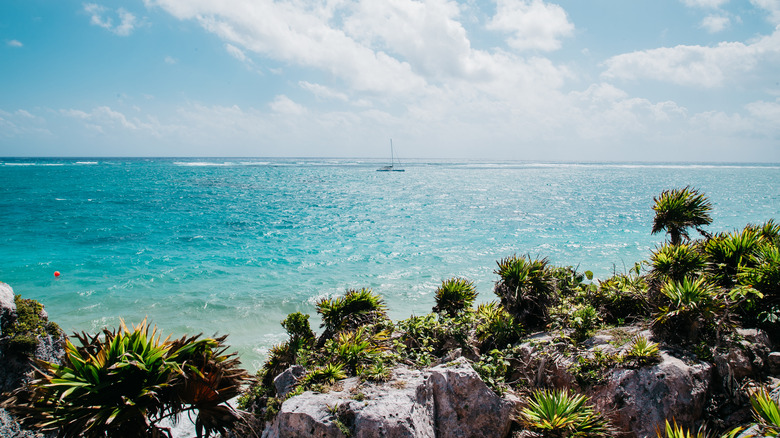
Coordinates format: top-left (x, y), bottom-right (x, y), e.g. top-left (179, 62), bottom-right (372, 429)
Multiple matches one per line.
top-left (1, 0), bottom-right (779, 161)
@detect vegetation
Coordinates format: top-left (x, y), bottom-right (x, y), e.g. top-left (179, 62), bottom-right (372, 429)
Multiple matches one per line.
top-left (8, 186), bottom-right (780, 437)
top-left (1, 295), bottom-right (62, 355)
top-left (316, 288), bottom-right (388, 335)
top-left (519, 389), bottom-right (613, 437)
top-left (494, 255), bottom-right (557, 330)
top-left (8, 319), bottom-right (250, 438)
top-left (433, 277), bottom-right (478, 317)
top-left (651, 186), bottom-right (713, 245)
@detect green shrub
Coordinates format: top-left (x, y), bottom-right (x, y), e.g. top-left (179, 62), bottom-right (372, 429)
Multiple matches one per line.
top-left (325, 327), bottom-right (389, 374)
top-left (2, 295), bottom-right (62, 356)
top-left (593, 272), bottom-right (650, 324)
top-left (651, 244), bottom-right (706, 283)
top-left (520, 388), bottom-right (613, 437)
top-left (494, 255), bottom-right (557, 330)
top-left (475, 301), bottom-right (522, 350)
top-left (652, 277), bottom-right (725, 344)
top-left (432, 277), bottom-right (477, 317)
top-left (704, 228), bottom-right (763, 287)
top-left (316, 288), bottom-right (388, 335)
top-left (11, 319), bottom-right (250, 438)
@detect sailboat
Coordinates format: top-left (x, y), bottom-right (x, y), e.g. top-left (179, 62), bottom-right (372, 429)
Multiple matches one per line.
top-left (377, 139), bottom-right (405, 172)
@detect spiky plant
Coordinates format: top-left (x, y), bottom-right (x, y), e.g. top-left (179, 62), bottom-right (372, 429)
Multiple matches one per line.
top-left (520, 389), bottom-right (613, 437)
top-left (625, 335), bottom-right (660, 365)
top-left (739, 244), bottom-right (780, 297)
top-left (302, 362), bottom-right (347, 386)
top-left (9, 319), bottom-right (250, 438)
top-left (494, 255), bottom-right (556, 330)
top-left (704, 228), bottom-right (763, 287)
top-left (652, 277), bottom-right (725, 344)
top-left (433, 277), bottom-right (478, 317)
top-left (316, 288), bottom-right (388, 335)
top-left (651, 243), bottom-right (706, 283)
top-left (651, 187), bottom-right (713, 246)
top-left (656, 419), bottom-right (743, 438)
top-left (750, 388), bottom-right (780, 436)
top-left (475, 301), bottom-right (523, 350)
top-left (359, 362), bottom-right (391, 382)
top-left (324, 326), bottom-right (389, 374)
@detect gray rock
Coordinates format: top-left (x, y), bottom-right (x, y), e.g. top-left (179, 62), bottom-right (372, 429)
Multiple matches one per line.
top-left (273, 365), bottom-right (306, 398)
top-left (591, 352), bottom-right (713, 438)
top-left (427, 358), bottom-right (514, 438)
top-left (262, 358), bottom-right (513, 438)
top-left (767, 352), bottom-right (780, 375)
top-left (0, 408), bottom-right (46, 438)
top-left (715, 348), bottom-right (754, 381)
top-left (0, 283), bottom-right (16, 335)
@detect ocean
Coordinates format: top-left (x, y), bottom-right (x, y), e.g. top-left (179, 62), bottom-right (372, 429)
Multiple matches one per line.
top-left (1, 158), bottom-right (779, 370)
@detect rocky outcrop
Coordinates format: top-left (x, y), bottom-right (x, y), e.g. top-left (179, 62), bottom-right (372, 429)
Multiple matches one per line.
top-left (262, 357), bottom-right (514, 438)
top-left (592, 353), bottom-right (713, 438)
top-left (0, 283), bottom-right (65, 438)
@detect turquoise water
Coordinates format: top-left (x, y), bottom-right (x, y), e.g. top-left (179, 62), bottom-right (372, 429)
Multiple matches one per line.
top-left (1, 158), bottom-right (779, 370)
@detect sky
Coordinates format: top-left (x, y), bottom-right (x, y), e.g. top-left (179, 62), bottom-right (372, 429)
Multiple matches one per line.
top-left (1, 0), bottom-right (779, 161)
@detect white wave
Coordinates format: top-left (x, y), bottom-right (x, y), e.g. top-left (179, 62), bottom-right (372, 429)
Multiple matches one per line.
top-left (173, 161), bottom-right (232, 166)
top-left (75, 161), bottom-right (98, 165)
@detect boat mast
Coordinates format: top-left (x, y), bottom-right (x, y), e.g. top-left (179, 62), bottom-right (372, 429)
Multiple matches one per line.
top-left (390, 139), bottom-right (394, 167)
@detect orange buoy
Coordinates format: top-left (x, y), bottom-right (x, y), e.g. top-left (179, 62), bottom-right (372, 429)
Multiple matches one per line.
top-left (54, 271), bottom-right (60, 277)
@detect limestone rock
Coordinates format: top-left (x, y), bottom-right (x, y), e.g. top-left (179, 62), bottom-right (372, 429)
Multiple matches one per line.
top-left (768, 352), bottom-right (780, 375)
top-left (262, 358), bottom-right (512, 438)
top-left (0, 283), bottom-right (15, 335)
top-left (273, 365), bottom-right (306, 398)
top-left (715, 349), bottom-right (754, 381)
top-left (427, 358), bottom-right (514, 438)
top-left (591, 352), bottom-right (713, 438)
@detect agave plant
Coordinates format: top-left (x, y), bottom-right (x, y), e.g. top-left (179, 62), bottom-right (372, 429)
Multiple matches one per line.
top-left (651, 243), bottom-right (706, 283)
top-left (652, 277), bottom-right (725, 344)
top-left (704, 228), bottom-right (763, 287)
top-left (750, 388), bottom-right (780, 436)
top-left (739, 244), bottom-right (780, 297)
top-left (324, 326), bottom-right (389, 374)
top-left (651, 187), bottom-right (713, 246)
top-left (432, 277), bottom-right (478, 317)
top-left (520, 388), bottom-right (613, 437)
top-left (302, 362), bottom-right (347, 386)
top-left (494, 255), bottom-right (557, 330)
top-left (656, 419), bottom-right (743, 438)
top-left (625, 335), bottom-right (660, 365)
top-left (9, 319), bottom-right (250, 438)
top-left (316, 288), bottom-right (388, 335)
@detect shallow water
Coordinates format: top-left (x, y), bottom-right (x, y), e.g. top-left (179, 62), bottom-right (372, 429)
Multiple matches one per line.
top-left (1, 158), bottom-right (779, 370)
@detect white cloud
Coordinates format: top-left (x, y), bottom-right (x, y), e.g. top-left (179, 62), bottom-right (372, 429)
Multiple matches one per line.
top-left (269, 95), bottom-right (306, 115)
top-left (84, 4), bottom-right (138, 36)
top-left (752, 0), bottom-right (780, 24)
top-left (601, 29), bottom-right (780, 87)
top-left (487, 0), bottom-right (574, 52)
top-left (7, 40), bottom-right (23, 47)
top-left (701, 14), bottom-right (730, 32)
top-left (164, 56), bottom-right (177, 64)
top-left (225, 43), bottom-right (250, 63)
top-left (61, 106), bottom-right (141, 130)
top-left (299, 81), bottom-right (349, 102)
